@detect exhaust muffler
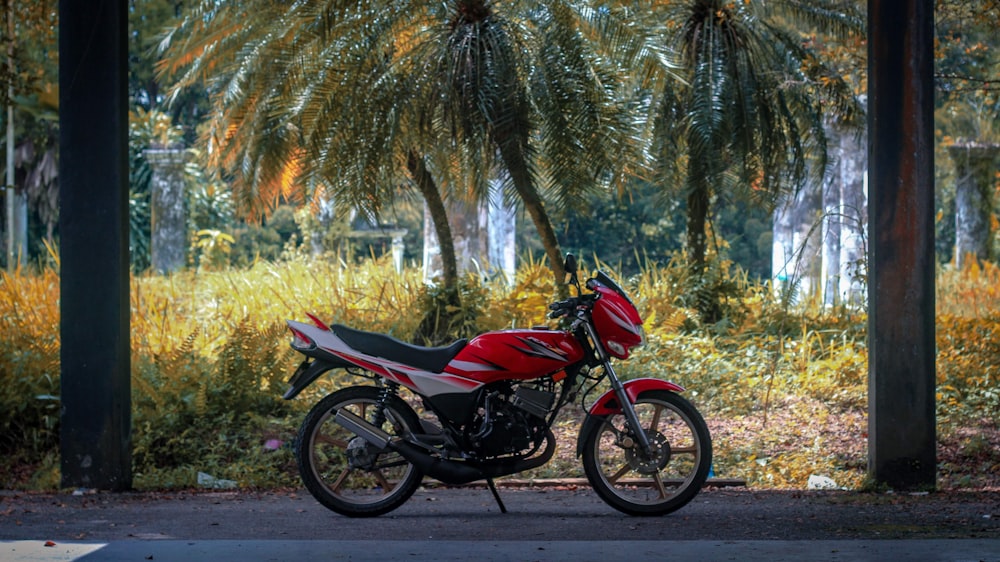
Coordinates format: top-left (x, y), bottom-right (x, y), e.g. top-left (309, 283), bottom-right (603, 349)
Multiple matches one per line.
top-left (331, 407), bottom-right (483, 485)
top-left (333, 408), bottom-right (391, 449)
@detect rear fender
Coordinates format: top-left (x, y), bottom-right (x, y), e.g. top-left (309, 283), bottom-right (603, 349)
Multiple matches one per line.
top-left (575, 378), bottom-right (685, 457)
top-left (282, 358), bottom-right (351, 400)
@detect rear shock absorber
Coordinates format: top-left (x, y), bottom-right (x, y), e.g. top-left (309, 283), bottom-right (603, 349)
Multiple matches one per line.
top-left (373, 381), bottom-right (401, 428)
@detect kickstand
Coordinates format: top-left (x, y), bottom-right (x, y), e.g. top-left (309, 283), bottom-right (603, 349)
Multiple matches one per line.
top-left (485, 478), bottom-right (507, 514)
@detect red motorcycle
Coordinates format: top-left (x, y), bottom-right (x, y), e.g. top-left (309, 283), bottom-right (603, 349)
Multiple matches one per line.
top-left (283, 255), bottom-right (712, 517)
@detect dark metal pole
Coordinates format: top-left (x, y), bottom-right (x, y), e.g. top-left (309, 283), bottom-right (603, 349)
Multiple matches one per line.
top-left (59, 0), bottom-right (132, 490)
top-left (867, 0), bottom-right (936, 489)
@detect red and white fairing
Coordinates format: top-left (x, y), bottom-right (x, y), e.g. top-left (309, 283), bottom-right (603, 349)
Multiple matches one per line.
top-left (287, 321), bottom-right (583, 398)
top-left (444, 329), bottom-right (585, 383)
top-left (589, 284), bottom-right (645, 359)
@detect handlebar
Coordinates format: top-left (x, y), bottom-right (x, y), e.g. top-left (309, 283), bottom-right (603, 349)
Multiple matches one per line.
top-left (547, 298), bottom-right (575, 319)
top-left (547, 294), bottom-right (596, 319)
top-left (548, 298), bottom-right (576, 311)
top-left (548, 266), bottom-right (630, 321)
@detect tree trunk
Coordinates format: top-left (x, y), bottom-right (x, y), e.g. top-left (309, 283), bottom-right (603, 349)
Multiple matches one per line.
top-left (686, 181), bottom-right (710, 271)
top-left (771, 179), bottom-right (823, 301)
top-left (423, 194), bottom-right (487, 281)
top-left (407, 151), bottom-right (459, 291)
top-left (494, 134), bottom-right (566, 292)
top-left (5, 0), bottom-right (27, 269)
top-left (516, 181), bottom-right (566, 290)
top-left (686, 179), bottom-right (727, 322)
top-left (408, 151), bottom-right (466, 346)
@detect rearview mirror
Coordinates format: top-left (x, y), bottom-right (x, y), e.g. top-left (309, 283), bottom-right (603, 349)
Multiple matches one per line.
top-left (564, 253), bottom-right (578, 274)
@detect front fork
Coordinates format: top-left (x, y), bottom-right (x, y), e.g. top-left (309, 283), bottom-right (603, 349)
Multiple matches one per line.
top-left (582, 323), bottom-right (655, 456)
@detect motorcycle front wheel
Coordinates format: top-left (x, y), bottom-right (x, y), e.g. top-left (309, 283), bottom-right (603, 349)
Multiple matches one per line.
top-left (296, 386), bottom-right (424, 517)
top-left (581, 390), bottom-right (712, 516)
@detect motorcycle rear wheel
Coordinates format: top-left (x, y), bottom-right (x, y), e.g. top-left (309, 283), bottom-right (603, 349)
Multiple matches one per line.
top-left (297, 386), bottom-right (424, 517)
top-left (581, 390), bottom-right (712, 516)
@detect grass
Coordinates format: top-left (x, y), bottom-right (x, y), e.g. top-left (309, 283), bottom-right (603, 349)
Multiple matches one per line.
top-left (1, 255), bottom-right (998, 491)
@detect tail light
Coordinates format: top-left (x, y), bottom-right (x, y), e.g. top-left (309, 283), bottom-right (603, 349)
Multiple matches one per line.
top-left (289, 326), bottom-right (316, 350)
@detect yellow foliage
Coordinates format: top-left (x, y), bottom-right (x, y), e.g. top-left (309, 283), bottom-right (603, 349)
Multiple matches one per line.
top-left (937, 260), bottom-right (1000, 317)
top-left (3, 255), bottom-right (999, 490)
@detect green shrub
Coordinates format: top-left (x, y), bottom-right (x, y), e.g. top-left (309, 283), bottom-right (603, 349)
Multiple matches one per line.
top-left (936, 313), bottom-right (1000, 418)
top-left (1, 256), bottom-right (997, 490)
top-left (0, 267), bottom-right (61, 487)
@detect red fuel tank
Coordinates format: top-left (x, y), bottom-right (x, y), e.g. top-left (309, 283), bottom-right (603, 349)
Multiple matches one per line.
top-left (444, 329), bottom-right (585, 384)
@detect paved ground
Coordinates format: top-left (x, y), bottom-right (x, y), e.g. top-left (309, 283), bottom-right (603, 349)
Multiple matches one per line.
top-left (2, 486), bottom-right (998, 561)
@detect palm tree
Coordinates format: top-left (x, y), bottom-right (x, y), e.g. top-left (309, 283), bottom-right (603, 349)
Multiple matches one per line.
top-left (160, 0), bottom-right (638, 292)
top-left (624, 0), bottom-right (864, 273)
top-left (159, 1), bottom-right (462, 292)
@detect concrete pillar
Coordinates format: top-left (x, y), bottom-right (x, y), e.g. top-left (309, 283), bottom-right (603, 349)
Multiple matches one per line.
top-left (771, 182), bottom-right (821, 301)
top-left (423, 181), bottom-right (517, 284)
top-left (487, 180), bottom-right (516, 284)
top-left (821, 121), bottom-right (843, 307)
top-left (838, 122), bottom-right (868, 307)
top-left (144, 147), bottom-right (188, 274)
top-left (391, 233), bottom-right (405, 273)
top-left (948, 142), bottom-right (998, 268)
top-left (423, 196), bottom-right (487, 282)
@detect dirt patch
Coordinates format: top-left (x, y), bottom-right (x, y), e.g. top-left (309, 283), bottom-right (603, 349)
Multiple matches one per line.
top-left (523, 395), bottom-right (999, 491)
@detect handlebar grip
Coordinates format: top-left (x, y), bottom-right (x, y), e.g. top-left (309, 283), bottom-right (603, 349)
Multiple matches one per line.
top-left (547, 297), bottom-right (578, 319)
top-left (548, 298), bottom-right (574, 311)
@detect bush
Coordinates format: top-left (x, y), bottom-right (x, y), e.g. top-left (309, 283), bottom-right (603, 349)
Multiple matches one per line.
top-left (0, 267), bottom-right (61, 487)
top-left (936, 313), bottom-right (1000, 418)
top-left (1, 256), bottom-right (997, 490)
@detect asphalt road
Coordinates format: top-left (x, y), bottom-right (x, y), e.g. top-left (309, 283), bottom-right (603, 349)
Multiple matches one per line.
top-left (2, 487), bottom-right (998, 561)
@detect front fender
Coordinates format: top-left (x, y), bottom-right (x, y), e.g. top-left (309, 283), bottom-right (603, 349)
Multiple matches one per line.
top-left (575, 378), bottom-right (686, 457)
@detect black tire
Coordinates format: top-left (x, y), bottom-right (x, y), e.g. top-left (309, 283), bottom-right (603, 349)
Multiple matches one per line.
top-left (296, 386), bottom-right (424, 517)
top-left (581, 390), bottom-right (712, 516)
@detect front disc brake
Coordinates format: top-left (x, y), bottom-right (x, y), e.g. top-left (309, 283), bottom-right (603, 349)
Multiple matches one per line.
top-left (624, 431), bottom-right (671, 474)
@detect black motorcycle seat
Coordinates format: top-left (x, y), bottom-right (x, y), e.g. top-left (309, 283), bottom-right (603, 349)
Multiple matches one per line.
top-left (330, 324), bottom-right (468, 374)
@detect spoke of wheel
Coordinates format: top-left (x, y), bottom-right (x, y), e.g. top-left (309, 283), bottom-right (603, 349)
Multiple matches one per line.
top-left (608, 462), bottom-right (632, 484)
top-left (652, 472), bottom-right (668, 500)
top-left (315, 431), bottom-right (349, 449)
top-left (672, 445), bottom-right (698, 455)
top-left (330, 468), bottom-right (352, 493)
top-left (371, 469), bottom-right (394, 493)
top-left (648, 404), bottom-right (664, 432)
